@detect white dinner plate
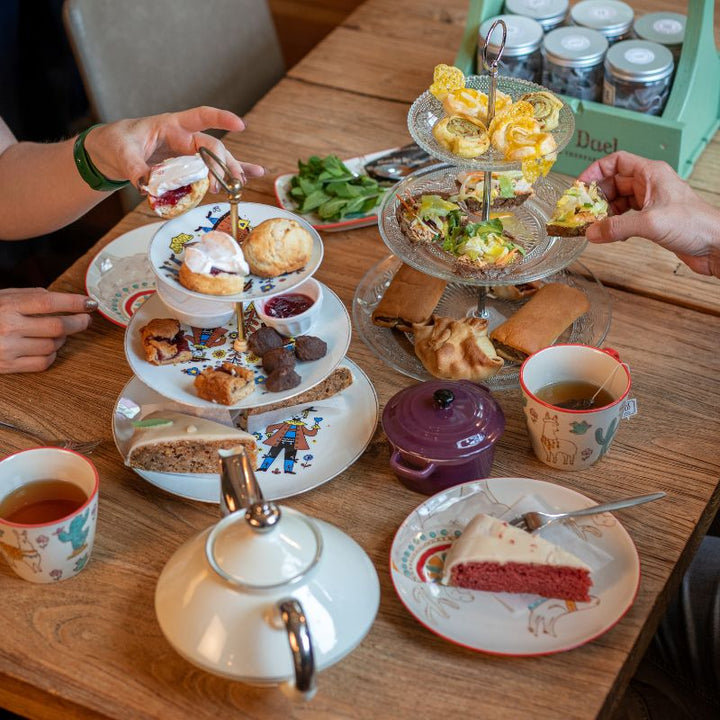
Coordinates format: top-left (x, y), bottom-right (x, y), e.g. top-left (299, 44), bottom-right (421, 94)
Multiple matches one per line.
top-left (85, 222), bottom-right (163, 327)
top-left (390, 478), bottom-right (640, 655)
top-left (124, 289), bottom-right (351, 410)
top-left (274, 149), bottom-right (393, 232)
top-left (148, 202), bottom-right (323, 302)
top-left (112, 361), bottom-right (378, 503)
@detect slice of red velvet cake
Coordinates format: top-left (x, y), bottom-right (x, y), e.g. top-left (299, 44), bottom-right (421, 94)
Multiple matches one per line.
top-left (441, 513), bottom-right (592, 601)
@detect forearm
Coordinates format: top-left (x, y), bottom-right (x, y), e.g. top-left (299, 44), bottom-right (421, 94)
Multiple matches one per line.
top-left (0, 137), bottom-right (108, 240)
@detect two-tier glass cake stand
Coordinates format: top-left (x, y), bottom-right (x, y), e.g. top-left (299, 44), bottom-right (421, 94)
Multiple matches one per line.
top-left (353, 23), bottom-right (611, 390)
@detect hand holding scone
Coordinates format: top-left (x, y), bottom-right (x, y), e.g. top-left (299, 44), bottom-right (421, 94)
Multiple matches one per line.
top-left (243, 218), bottom-right (313, 277)
top-left (83, 107), bottom-right (264, 195)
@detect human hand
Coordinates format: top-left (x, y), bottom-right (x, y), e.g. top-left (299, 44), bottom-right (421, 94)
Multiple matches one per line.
top-left (0, 289), bottom-right (95, 373)
top-left (83, 106), bottom-right (264, 193)
top-left (578, 151), bottom-right (720, 277)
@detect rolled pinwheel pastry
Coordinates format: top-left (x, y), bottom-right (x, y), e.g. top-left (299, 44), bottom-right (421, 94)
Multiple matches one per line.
top-left (519, 91), bottom-right (564, 131)
top-left (432, 115), bottom-right (490, 158)
top-left (143, 154), bottom-right (210, 218)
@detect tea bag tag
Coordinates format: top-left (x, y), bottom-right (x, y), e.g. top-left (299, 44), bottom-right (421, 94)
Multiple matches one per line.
top-left (621, 398), bottom-right (638, 419)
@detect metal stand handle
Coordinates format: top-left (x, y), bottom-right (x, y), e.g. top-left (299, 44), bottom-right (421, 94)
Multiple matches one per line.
top-left (198, 146), bottom-right (248, 350)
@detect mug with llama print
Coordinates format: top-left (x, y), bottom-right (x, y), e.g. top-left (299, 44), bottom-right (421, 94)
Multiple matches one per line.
top-left (519, 345), bottom-right (633, 471)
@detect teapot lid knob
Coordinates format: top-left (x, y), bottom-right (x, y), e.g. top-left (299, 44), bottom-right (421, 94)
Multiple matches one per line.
top-left (245, 502), bottom-right (281, 532)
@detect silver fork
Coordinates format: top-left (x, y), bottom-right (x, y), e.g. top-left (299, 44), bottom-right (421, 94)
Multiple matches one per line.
top-left (0, 419), bottom-right (102, 454)
top-left (508, 492), bottom-right (666, 533)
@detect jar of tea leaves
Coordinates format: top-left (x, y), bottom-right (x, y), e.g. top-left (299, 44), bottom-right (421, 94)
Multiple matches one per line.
top-left (479, 14), bottom-right (544, 83)
top-left (542, 27), bottom-right (609, 101)
top-left (603, 40), bottom-right (674, 116)
top-left (504, 0), bottom-right (568, 32)
top-left (634, 12), bottom-right (686, 64)
top-left (570, 0), bottom-right (634, 45)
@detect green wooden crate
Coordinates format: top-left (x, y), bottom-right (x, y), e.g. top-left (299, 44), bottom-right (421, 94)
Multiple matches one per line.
top-left (454, 0), bottom-right (720, 178)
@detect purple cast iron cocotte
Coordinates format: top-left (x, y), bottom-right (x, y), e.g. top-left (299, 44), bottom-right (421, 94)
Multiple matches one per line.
top-left (382, 380), bottom-right (505, 495)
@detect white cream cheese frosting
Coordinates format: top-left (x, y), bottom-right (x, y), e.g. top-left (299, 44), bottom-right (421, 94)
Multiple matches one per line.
top-left (127, 410), bottom-right (254, 457)
top-left (146, 154), bottom-right (209, 196)
top-left (184, 231), bottom-right (249, 276)
top-left (441, 513), bottom-right (589, 585)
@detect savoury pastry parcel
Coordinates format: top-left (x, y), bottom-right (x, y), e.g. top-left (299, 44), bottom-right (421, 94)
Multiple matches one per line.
top-left (489, 283), bottom-right (590, 362)
top-left (413, 315), bottom-right (503, 381)
top-left (372, 264), bottom-right (447, 332)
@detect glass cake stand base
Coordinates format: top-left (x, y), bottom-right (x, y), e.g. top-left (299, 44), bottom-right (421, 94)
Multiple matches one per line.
top-left (353, 255), bottom-right (612, 391)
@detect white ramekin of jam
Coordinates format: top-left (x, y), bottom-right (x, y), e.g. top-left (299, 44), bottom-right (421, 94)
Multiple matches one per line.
top-left (255, 277), bottom-right (323, 337)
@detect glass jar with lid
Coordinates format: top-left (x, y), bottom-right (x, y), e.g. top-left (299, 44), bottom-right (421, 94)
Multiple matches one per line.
top-left (603, 39), bottom-right (674, 116)
top-left (634, 12), bottom-right (686, 63)
top-left (479, 14), bottom-right (544, 83)
top-left (570, 0), bottom-right (634, 45)
top-left (542, 27), bottom-right (609, 101)
top-left (504, 0), bottom-right (568, 32)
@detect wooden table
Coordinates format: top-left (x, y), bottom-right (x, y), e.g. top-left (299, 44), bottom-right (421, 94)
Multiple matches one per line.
top-left (2, 1), bottom-right (719, 718)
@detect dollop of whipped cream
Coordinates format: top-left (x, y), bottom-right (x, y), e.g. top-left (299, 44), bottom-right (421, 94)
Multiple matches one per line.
top-left (184, 231), bottom-right (249, 276)
top-left (145, 154), bottom-right (209, 197)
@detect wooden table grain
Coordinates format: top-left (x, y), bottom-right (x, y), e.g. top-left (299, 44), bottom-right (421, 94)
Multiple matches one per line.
top-left (1, 1), bottom-right (719, 719)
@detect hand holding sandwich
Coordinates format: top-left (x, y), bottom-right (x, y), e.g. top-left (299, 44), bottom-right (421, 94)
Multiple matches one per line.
top-left (579, 151), bottom-right (720, 279)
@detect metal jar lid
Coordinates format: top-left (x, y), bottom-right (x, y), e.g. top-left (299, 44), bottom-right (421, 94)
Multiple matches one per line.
top-left (479, 14), bottom-right (544, 57)
top-left (570, 0), bottom-right (634, 38)
top-left (504, 0), bottom-right (568, 30)
top-left (605, 40), bottom-right (674, 83)
top-left (634, 12), bottom-right (686, 47)
top-left (543, 27), bottom-right (609, 68)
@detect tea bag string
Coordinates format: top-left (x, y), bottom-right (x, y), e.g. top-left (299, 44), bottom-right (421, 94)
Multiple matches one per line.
top-left (589, 362), bottom-right (629, 406)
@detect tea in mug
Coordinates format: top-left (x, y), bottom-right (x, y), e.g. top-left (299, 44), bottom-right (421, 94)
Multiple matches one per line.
top-left (536, 380), bottom-right (614, 410)
top-left (0, 479), bottom-right (87, 525)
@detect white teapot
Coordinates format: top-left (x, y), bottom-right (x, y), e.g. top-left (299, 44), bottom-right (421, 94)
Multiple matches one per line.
top-left (155, 448), bottom-right (380, 698)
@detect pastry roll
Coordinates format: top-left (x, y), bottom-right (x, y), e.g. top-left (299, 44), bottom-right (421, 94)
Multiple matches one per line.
top-left (490, 281), bottom-right (542, 301)
top-left (413, 315), bottom-right (503, 381)
top-left (489, 283), bottom-right (590, 362)
top-left (372, 264), bottom-right (447, 332)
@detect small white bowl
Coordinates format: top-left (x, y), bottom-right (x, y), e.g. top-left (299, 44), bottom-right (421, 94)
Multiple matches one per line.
top-left (156, 279), bottom-right (235, 327)
top-left (255, 277), bottom-right (323, 337)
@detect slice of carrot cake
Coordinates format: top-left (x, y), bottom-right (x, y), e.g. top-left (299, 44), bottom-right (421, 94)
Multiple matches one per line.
top-left (126, 411), bottom-right (257, 474)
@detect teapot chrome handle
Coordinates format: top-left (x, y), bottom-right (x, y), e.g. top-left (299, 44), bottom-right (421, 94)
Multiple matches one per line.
top-left (219, 447), bottom-right (281, 531)
top-left (278, 598), bottom-right (317, 700)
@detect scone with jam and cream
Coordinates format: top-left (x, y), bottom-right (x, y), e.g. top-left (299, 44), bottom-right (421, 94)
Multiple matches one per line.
top-left (143, 154), bottom-right (210, 218)
top-left (546, 181), bottom-right (609, 237)
top-left (179, 231), bottom-right (249, 295)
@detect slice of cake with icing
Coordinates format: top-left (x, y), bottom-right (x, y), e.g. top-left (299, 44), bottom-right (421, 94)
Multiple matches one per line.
top-left (126, 410), bottom-right (257, 474)
top-left (441, 513), bottom-right (592, 601)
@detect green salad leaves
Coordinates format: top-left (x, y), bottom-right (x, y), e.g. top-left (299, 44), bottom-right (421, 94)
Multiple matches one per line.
top-left (288, 155), bottom-right (386, 221)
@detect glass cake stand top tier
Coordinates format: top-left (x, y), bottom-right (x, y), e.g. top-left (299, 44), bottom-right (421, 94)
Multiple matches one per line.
top-left (378, 165), bottom-right (587, 286)
top-left (408, 74), bottom-right (575, 172)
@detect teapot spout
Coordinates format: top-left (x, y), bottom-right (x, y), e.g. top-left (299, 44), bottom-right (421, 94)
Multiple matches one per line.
top-left (219, 447), bottom-right (263, 516)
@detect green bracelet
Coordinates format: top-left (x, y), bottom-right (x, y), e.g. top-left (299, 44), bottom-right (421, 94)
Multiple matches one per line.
top-left (73, 124), bottom-right (129, 192)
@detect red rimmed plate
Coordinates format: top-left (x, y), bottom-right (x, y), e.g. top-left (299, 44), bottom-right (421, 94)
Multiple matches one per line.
top-left (389, 477), bottom-right (640, 655)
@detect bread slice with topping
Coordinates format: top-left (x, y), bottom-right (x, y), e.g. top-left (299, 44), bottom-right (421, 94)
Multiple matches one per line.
top-left (546, 181), bottom-right (608, 237)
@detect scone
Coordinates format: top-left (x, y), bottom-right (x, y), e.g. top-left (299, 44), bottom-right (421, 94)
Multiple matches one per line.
top-left (194, 363), bottom-right (255, 405)
top-left (243, 218), bottom-right (313, 277)
top-left (144, 155), bottom-right (210, 219)
top-left (179, 230), bottom-right (249, 295)
top-left (412, 315), bottom-right (503, 381)
top-left (140, 318), bottom-right (192, 365)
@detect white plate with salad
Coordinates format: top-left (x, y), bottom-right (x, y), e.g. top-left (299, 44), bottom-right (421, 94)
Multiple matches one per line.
top-left (274, 149), bottom-right (394, 232)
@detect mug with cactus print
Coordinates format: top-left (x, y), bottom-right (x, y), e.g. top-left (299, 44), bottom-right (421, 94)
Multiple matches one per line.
top-left (0, 448), bottom-right (99, 582)
top-left (519, 344), bottom-right (633, 471)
